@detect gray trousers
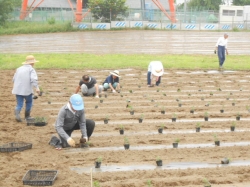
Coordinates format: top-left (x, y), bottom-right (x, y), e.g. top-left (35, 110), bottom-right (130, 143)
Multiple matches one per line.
top-left (81, 85), bottom-right (103, 96)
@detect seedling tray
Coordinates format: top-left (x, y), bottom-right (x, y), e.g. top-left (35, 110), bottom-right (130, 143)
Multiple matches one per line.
top-left (0, 142), bottom-right (32, 152)
top-left (26, 119), bottom-right (47, 126)
top-left (22, 170), bottom-right (58, 186)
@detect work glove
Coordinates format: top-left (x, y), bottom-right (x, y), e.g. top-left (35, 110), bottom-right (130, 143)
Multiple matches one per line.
top-left (67, 137), bottom-right (75, 147)
top-left (112, 90), bottom-right (116, 93)
top-left (95, 95), bottom-right (99, 98)
top-left (80, 137), bottom-right (88, 143)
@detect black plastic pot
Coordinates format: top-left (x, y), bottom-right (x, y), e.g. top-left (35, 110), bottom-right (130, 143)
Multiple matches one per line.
top-left (230, 126), bottom-right (235, 131)
top-left (190, 110), bottom-right (194, 114)
top-left (215, 140), bottom-right (220, 146)
top-left (130, 111), bottom-right (134, 115)
top-left (161, 111), bottom-right (165, 114)
top-left (204, 185), bottom-right (211, 187)
top-left (48, 101), bottom-right (51, 104)
top-left (138, 119), bottom-right (143, 123)
top-left (173, 142), bottom-right (178, 148)
top-left (104, 119), bottom-right (108, 124)
top-left (232, 103), bottom-right (235, 106)
top-left (95, 162), bottom-right (102, 168)
top-left (39, 92), bottom-right (43, 96)
top-left (156, 160), bottom-right (162, 166)
top-left (95, 105), bottom-right (98, 109)
top-left (124, 144), bottom-right (130, 150)
top-left (204, 117), bottom-right (209, 121)
top-left (158, 128), bottom-right (163, 134)
top-left (119, 129), bottom-right (124, 135)
top-left (221, 158), bottom-right (230, 164)
top-left (236, 116), bottom-right (240, 121)
top-left (220, 110), bottom-right (224, 113)
top-left (172, 118), bottom-right (176, 122)
top-left (196, 127), bottom-right (200, 132)
top-left (100, 100), bottom-right (103, 103)
top-left (178, 104), bottom-right (182, 107)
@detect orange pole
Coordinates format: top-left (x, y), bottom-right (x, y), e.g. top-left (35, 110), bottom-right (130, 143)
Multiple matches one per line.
top-left (20, 0), bottom-right (29, 20)
top-left (82, 9), bottom-right (91, 19)
top-left (76, 0), bottom-right (83, 22)
top-left (152, 0), bottom-right (172, 21)
top-left (168, 0), bottom-right (176, 22)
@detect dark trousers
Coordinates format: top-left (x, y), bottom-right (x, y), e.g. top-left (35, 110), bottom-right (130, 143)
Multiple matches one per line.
top-left (147, 71), bottom-right (161, 86)
top-left (218, 45), bottom-right (226, 66)
top-left (60, 119), bottom-right (95, 147)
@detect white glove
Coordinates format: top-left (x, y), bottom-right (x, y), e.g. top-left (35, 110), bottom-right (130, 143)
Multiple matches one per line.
top-left (95, 95), bottom-right (99, 98)
top-left (112, 90), bottom-right (116, 93)
top-left (83, 137), bottom-right (88, 142)
top-left (67, 137), bottom-right (75, 147)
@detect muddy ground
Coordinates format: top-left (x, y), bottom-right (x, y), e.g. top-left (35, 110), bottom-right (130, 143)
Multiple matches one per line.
top-left (1, 69), bottom-right (250, 187)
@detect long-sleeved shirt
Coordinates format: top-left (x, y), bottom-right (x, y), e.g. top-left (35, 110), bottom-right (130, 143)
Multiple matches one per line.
top-left (55, 104), bottom-right (87, 141)
top-left (12, 64), bottom-right (38, 95)
top-left (216, 37), bottom-right (228, 49)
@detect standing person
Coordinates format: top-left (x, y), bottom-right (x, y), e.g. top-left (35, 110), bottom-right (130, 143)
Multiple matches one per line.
top-left (49, 94), bottom-right (95, 150)
top-left (103, 70), bottom-right (121, 93)
top-left (12, 55), bottom-right (40, 122)
top-left (147, 61), bottom-right (164, 87)
top-left (215, 33), bottom-right (229, 70)
top-left (75, 75), bottom-right (103, 98)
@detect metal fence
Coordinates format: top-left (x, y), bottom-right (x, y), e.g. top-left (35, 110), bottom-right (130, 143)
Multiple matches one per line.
top-left (10, 8), bottom-right (250, 30)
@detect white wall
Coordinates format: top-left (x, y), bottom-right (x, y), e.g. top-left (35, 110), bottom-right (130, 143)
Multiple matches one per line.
top-left (219, 5), bottom-right (244, 23)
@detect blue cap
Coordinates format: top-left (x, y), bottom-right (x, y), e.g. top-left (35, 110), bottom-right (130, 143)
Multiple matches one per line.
top-left (70, 94), bottom-right (84, 110)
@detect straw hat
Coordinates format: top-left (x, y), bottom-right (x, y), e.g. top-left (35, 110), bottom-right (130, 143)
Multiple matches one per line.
top-left (152, 65), bottom-right (163, 77)
top-left (22, 55), bottom-right (39, 65)
top-left (110, 70), bottom-right (120, 77)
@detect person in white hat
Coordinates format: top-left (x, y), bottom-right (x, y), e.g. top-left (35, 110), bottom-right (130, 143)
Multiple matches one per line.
top-left (215, 33), bottom-right (229, 70)
top-left (147, 61), bottom-right (164, 87)
top-left (49, 94), bottom-right (95, 150)
top-left (75, 75), bottom-right (103, 98)
top-left (12, 55), bottom-right (40, 122)
top-left (103, 70), bottom-right (121, 93)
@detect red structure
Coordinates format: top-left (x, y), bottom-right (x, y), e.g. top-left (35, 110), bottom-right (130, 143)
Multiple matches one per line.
top-left (20, 0), bottom-right (176, 23)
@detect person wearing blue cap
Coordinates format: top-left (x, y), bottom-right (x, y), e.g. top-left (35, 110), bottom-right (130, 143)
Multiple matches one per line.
top-left (49, 94), bottom-right (95, 149)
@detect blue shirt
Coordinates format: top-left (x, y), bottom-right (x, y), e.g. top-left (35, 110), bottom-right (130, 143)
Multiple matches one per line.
top-left (104, 75), bottom-right (119, 84)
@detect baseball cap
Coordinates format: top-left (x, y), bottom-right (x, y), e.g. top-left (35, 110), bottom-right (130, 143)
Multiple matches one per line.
top-left (70, 94), bottom-right (84, 110)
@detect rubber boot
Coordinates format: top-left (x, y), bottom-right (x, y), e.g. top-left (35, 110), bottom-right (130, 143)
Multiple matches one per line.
top-left (25, 111), bottom-right (34, 121)
top-left (15, 109), bottom-right (22, 122)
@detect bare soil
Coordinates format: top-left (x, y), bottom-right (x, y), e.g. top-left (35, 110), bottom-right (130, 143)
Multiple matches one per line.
top-left (1, 69), bottom-right (250, 187)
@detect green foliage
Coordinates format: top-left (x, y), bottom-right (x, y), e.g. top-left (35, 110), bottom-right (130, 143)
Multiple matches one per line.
top-left (0, 0), bottom-right (22, 26)
top-left (47, 17), bottom-right (56, 25)
top-left (124, 136), bottom-right (129, 144)
top-left (35, 117), bottom-right (47, 123)
top-left (88, 0), bottom-right (129, 22)
top-left (146, 179), bottom-right (152, 187)
top-left (119, 125), bottom-right (124, 130)
top-left (175, 138), bottom-right (180, 143)
top-left (96, 156), bottom-right (102, 162)
top-left (187, 0), bottom-right (223, 11)
top-left (233, 0), bottom-right (250, 5)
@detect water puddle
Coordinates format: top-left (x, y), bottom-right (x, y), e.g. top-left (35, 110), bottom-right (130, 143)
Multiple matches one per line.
top-left (65, 142), bottom-right (250, 154)
top-left (70, 160), bottom-right (250, 174)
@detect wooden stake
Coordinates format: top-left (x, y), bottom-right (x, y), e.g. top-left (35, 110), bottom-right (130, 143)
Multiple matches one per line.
top-left (90, 168), bottom-right (93, 187)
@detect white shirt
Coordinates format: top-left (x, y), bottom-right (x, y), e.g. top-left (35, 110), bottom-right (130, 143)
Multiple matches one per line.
top-left (148, 61), bottom-right (164, 72)
top-left (216, 37), bottom-right (228, 49)
top-left (67, 102), bottom-right (76, 115)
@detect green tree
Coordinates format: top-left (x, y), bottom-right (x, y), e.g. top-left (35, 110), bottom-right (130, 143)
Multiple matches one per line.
top-left (0, 0), bottom-right (22, 26)
top-left (88, 0), bottom-right (128, 22)
top-left (233, 0), bottom-right (250, 5)
top-left (187, 0), bottom-right (223, 11)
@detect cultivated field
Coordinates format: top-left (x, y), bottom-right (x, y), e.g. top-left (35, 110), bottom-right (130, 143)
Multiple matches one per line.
top-left (1, 69), bottom-right (250, 187)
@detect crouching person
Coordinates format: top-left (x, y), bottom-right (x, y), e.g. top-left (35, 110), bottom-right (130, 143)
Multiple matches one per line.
top-left (49, 94), bottom-right (95, 150)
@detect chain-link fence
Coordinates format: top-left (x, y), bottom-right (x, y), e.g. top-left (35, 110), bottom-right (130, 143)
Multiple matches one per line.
top-left (10, 8), bottom-right (250, 29)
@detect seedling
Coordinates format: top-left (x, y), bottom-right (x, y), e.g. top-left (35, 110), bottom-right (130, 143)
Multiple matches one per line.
top-left (213, 134), bottom-right (218, 141)
top-left (124, 137), bottom-right (129, 144)
top-left (140, 114), bottom-right (144, 120)
top-left (34, 117), bottom-right (47, 123)
top-left (172, 113), bottom-right (177, 119)
top-left (177, 88), bottom-right (181, 92)
top-left (175, 138), bottom-right (180, 143)
top-left (202, 178), bottom-right (211, 187)
top-left (96, 156), bottom-right (102, 162)
top-left (163, 93), bottom-right (166, 96)
top-left (196, 122), bottom-right (201, 128)
top-left (160, 124), bottom-right (165, 129)
top-left (218, 88), bottom-right (222, 91)
top-left (161, 106), bottom-right (165, 114)
top-left (129, 90), bottom-right (133, 93)
top-left (93, 180), bottom-right (100, 187)
top-left (120, 125), bottom-right (124, 130)
top-left (204, 112), bottom-right (209, 118)
top-left (156, 157), bottom-right (161, 161)
top-left (210, 92), bottom-right (213, 95)
top-left (146, 179), bottom-right (152, 187)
